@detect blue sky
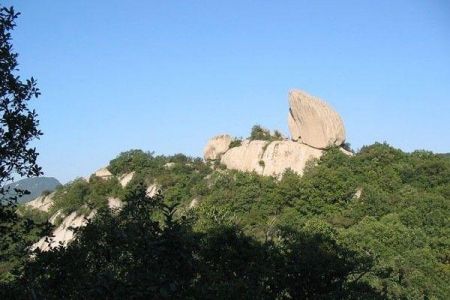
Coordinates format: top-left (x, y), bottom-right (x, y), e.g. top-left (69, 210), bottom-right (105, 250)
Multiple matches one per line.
top-left (4, 1), bottom-right (450, 183)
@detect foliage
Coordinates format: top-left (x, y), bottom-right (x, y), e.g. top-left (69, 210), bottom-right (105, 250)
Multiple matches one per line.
top-left (0, 5), bottom-right (50, 285)
top-left (3, 141), bottom-right (447, 298)
top-left (0, 6), bottom-right (42, 187)
top-left (194, 143), bottom-right (450, 298)
top-left (108, 149), bottom-right (158, 175)
top-left (50, 177), bottom-right (122, 216)
top-left (228, 138), bottom-right (242, 148)
top-left (0, 4), bottom-right (447, 299)
top-left (249, 125), bottom-right (284, 142)
top-left (3, 186), bottom-right (380, 299)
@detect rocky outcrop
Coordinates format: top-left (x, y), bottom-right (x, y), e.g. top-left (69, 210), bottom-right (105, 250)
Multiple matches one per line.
top-left (221, 140), bottom-right (268, 174)
top-left (32, 210), bottom-right (96, 251)
top-left (189, 198), bottom-right (199, 209)
top-left (25, 192), bottom-right (55, 212)
top-left (31, 167), bottom-right (133, 252)
top-left (49, 210), bottom-right (63, 224)
top-left (288, 90), bottom-right (346, 149)
top-left (119, 172), bottom-right (134, 187)
top-left (94, 167), bottom-right (113, 180)
top-left (146, 184), bottom-right (160, 197)
top-left (204, 134), bottom-right (232, 160)
top-left (108, 197), bottom-right (123, 210)
top-left (219, 140), bottom-right (322, 177)
top-left (261, 141), bottom-right (323, 176)
top-left (204, 89), bottom-right (349, 177)
top-left (164, 162), bottom-right (176, 169)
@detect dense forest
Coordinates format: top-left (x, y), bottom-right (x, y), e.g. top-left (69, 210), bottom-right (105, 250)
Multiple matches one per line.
top-left (1, 142), bottom-right (449, 299)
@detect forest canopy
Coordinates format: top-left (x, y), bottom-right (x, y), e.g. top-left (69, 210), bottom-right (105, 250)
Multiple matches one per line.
top-left (2, 142), bottom-right (448, 299)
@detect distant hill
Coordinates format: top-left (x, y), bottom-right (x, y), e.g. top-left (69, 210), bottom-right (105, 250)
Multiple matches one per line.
top-left (4, 177), bottom-right (62, 204)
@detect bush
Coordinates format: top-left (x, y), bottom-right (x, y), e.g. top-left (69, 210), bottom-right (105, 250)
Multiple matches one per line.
top-left (229, 139), bottom-right (242, 148)
top-left (249, 125), bottom-right (283, 142)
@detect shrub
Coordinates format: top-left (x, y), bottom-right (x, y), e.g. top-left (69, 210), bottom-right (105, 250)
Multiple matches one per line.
top-left (249, 125), bottom-right (284, 142)
top-left (229, 139), bottom-right (242, 148)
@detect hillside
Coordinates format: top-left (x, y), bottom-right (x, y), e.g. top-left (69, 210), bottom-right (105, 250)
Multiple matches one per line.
top-left (7, 142), bottom-right (448, 299)
top-left (2, 89), bottom-right (449, 299)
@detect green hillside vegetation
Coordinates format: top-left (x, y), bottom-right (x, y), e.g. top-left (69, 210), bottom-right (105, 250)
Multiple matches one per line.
top-left (2, 143), bottom-right (449, 298)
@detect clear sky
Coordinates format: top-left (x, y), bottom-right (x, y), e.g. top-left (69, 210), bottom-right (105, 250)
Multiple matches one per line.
top-left (4, 1), bottom-right (450, 183)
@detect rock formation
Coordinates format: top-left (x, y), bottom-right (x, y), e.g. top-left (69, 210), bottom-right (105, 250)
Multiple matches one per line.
top-left (261, 141), bottom-right (323, 176)
top-left (119, 172), bottom-right (135, 187)
top-left (28, 165), bottom-right (167, 252)
top-left (204, 134), bottom-right (232, 160)
top-left (26, 192), bottom-right (55, 212)
top-left (146, 183), bottom-right (160, 197)
top-left (221, 140), bottom-right (268, 174)
top-left (288, 90), bottom-right (345, 149)
top-left (94, 167), bottom-right (113, 180)
top-left (204, 89), bottom-right (348, 177)
top-left (32, 210), bottom-right (96, 251)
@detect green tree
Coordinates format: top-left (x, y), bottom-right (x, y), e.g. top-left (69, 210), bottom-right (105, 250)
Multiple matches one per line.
top-left (249, 125), bottom-right (283, 141)
top-left (0, 5), bottom-right (49, 284)
top-left (0, 6), bottom-right (42, 187)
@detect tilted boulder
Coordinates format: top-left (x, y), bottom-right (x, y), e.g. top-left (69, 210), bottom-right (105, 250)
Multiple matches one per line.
top-left (288, 90), bottom-right (346, 149)
top-left (203, 134), bottom-right (232, 160)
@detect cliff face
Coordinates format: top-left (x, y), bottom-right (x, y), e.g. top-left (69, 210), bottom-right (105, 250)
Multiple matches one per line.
top-left (204, 89), bottom-right (349, 177)
top-left (220, 140), bottom-right (323, 176)
top-left (29, 170), bottom-right (133, 252)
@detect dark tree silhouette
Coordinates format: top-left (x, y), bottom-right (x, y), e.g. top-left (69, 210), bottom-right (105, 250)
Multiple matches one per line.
top-left (0, 5), bottom-right (49, 284)
top-left (0, 6), bottom-right (42, 189)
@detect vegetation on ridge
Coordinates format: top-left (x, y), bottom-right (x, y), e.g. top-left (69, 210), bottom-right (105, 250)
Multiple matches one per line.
top-left (2, 142), bottom-right (448, 299)
top-left (249, 125), bottom-right (284, 142)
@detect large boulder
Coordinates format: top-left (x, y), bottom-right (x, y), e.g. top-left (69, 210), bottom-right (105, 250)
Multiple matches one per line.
top-left (220, 140), bottom-right (322, 177)
top-left (204, 134), bottom-right (232, 160)
top-left (288, 90), bottom-right (346, 149)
